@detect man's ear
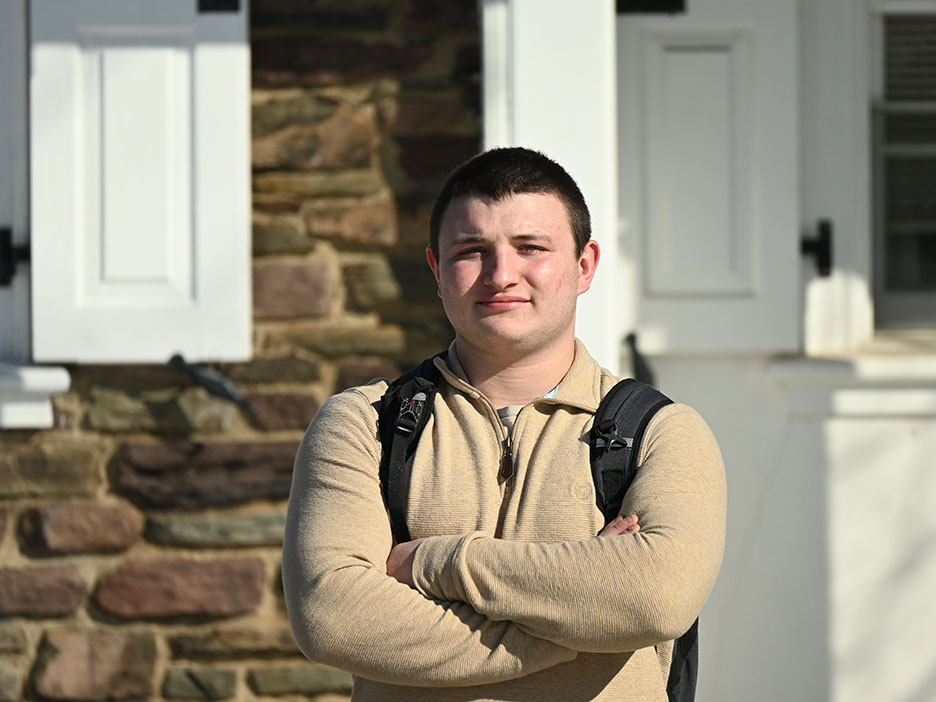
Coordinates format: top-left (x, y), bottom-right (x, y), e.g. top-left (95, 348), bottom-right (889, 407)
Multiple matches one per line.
top-left (577, 239), bottom-right (600, 295)
top-left (426, 246), bottom-right (441, 287)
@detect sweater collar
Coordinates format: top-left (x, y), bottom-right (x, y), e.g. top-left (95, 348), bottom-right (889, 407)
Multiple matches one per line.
top-left (434, 338), bottom-right (605, 413)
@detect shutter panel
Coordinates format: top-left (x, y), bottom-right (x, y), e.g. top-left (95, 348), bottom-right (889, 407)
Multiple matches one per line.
top-left (618, 0), bottom-right (800, 352)
top-left (482, 0), bottom-right (623, 369)
top-left (30, 0), bottom-right (250, 363)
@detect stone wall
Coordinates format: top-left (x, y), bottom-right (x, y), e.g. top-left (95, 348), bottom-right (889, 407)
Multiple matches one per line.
top-left (0, 1), bottom-right (480, 700)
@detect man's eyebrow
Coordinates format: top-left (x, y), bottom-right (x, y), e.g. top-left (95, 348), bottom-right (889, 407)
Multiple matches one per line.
top-left (448, 233), bottom-right (484, 246)
top-left (511, 233), bottom-right (549, 242)
top-left (446, 232), bottom-right (551, 248)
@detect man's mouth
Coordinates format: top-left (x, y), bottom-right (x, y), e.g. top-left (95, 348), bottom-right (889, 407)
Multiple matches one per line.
top-left (476, 297), bottom-right (528, 311)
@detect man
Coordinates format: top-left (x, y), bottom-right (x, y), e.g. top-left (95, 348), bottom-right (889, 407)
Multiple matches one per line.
top-left (282, 147), bottom-right (726, 701)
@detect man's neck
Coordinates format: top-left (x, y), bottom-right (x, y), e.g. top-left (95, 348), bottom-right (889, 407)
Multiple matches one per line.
top-left (454, 337), bottom-right (576, 409)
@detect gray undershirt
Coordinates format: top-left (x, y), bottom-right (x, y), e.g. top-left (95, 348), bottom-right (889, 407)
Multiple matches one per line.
top-left (447, 349), bottom-right (559, 438)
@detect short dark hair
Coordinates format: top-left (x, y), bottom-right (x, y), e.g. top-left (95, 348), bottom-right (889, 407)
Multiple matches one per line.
top-left (429, 147), bottom-right (592, 258)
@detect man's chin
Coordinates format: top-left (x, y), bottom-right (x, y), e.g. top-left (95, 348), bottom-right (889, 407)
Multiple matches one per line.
top-left (459, 330), bottom-right (548, 357)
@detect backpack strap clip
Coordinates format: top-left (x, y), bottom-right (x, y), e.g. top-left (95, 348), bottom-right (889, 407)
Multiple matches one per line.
top-left (592, 418), bottom-right (634, 454)
top-left (396, 391), bottom-right (428, 436)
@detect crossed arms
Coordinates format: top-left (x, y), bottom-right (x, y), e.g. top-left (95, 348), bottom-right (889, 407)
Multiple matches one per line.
top-left (281, 388), bottom-right (726, 687)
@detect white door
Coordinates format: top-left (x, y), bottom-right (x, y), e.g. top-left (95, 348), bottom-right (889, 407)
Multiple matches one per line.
top-left (618, 0), bottom-right (800, 353)
top-left (30, 0), bottom-right (251, 363)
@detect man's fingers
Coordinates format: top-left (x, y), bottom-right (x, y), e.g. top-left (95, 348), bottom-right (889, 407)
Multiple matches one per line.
top-left (597, 514), bottom-right (641, 538)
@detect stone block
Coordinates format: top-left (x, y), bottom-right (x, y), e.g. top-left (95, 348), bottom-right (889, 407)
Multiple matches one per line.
top-left (0, 438), bottom-right (103, 499)
top-left (252, 37), bottom-right (432, 88)
top-left (261, 322), bottom-right (406, 358)
top-left (302, 191), bottom-right (397, 246)
top-left (342, 254), bottom-right (402, 310)
top-left (19, 500), bottom-right (143, 555)
top-left (253, 170), bottom-right (384, 198)
top-left (222, 352), bottom-right (321, 384)
top-left (163, 667), bottom-right (237, 700)
top-left (252, 213), bottom-right (310, 256)
top-left (0, 566), bottom-right (86, 618)
top-left (51, 392), bottom-right (83, 430)
top-left (0, 660), bottom-right (22, 702)
top-left (0, 628), bottom-right (27, 654)
top-left (169, 628), bottom-right (301, 661)
top-left (86, 386), bottom-right (239, 435)
top-left (253, 103), bottom-right (377, 171)
top-left (253, 258), bottom-right (337, 320)
top-left (396, 134), bottom-right (479, 180)
top-left (246, 393), bottom-right (321, 431)
top-left (251, 89), bottom-right (337, 141)
top-left (95, 557), bottom-right (265, 619)
top-left (113, 440), bottom-right (298, 510)
top-left (146, 513), bottom-right (286, 548)
top-left (247, 666), bottom-right (352, 696)
top-left (175, 388), bottom-right (241, 434)
top-left (85, 387), bottom-right (160, 432)
top-left (253, 191), bottom-right (303, 214)
top-left (0, 508), bottom-right (6, 541)
top-left (336, 359), bottom-right (402, 392)
top-left (32, 629), bottom-right (156, 701)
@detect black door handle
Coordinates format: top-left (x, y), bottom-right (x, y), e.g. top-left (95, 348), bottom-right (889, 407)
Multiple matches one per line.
top-left (801, 219), bottom-right (833, 277)
top-left (0, 227), bottom-right (30, 287)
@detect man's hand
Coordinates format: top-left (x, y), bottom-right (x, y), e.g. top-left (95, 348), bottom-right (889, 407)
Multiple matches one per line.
top-left (386, 537), bottom-right (426, 587)
top-left (598, 513), bottom-right (641, 538)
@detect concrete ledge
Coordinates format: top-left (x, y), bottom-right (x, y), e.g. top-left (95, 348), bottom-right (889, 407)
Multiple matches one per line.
top-left (0, 364), bottom-right (70, 429)
top-left (770, 354), bottom-right (936, 417)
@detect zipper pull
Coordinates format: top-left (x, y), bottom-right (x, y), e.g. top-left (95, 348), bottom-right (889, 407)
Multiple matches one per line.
top-left (499, 436), bottom-right (514, 484)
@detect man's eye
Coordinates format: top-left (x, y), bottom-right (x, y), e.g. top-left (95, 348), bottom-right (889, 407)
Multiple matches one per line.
top-left (519, 245), bottom-right (545, 253)
top-left (454, 248), bottom-right (484, 258)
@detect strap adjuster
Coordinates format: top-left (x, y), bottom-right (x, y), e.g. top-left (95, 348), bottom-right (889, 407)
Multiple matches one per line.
top-left (396, 391), bottom-right (428, 436)
top-left (593, 419), bottom-right (633, 453)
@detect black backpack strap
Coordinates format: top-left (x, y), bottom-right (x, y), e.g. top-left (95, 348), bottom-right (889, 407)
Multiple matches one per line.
top-left (590, 378), bottom-right (698, 702)
top-left (667, 618), bottom-right (699, 702)
top-left (377, 354), bottom-right (443, 544)
top-left (590, 378), bottom-right (673, 526)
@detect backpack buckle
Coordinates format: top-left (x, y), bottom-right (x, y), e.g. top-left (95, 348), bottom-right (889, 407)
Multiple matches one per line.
top-left (396, 391), bottom-right (428, 436)
top-left (593, 419), bottom-right (633, 453)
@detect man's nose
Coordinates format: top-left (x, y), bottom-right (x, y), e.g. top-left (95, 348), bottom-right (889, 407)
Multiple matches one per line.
top-left (482, 248), bottom-right (519, 289)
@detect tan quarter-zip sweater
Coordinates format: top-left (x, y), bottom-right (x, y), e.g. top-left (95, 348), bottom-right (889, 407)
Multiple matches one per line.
top-left (282, 340), bottom-right (726, 701)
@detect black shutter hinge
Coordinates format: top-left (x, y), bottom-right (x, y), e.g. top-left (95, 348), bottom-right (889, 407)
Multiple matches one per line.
top-left (801, 219), bottom-right (833, 277)
top-left (617, 0), bottom-right (686, 14)
top-left (198, 0), bottom-right (240, 12)
top-left (0, 227), bottom-right (30, 287)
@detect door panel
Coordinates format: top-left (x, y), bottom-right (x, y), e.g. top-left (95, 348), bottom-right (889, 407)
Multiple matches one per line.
top-left (618, 0), bottom-right (800, 353)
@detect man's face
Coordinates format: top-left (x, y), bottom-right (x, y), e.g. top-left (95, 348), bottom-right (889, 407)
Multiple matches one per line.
top-left (427, 192), bottom-right (599, 360)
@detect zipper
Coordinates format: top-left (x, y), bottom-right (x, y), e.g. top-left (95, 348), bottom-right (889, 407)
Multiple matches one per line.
top-left (499, 433), bottom-right (514, 486)
top-left (494, 430), bottom-right (515, 535)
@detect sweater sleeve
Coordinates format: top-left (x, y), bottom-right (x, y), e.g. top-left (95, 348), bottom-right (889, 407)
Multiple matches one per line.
top-left (281, 389), bottom-right (578, 687)
top-left (410, 403), bottom-right (727, 653)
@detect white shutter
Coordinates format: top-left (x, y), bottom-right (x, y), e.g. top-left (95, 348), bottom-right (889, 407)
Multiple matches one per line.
top-left (30, 0), bottom-right (251, 363)
top-left (482, 0), bottom-right (622, 370)
top-left (618, 0), bottom-right (800, 353)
